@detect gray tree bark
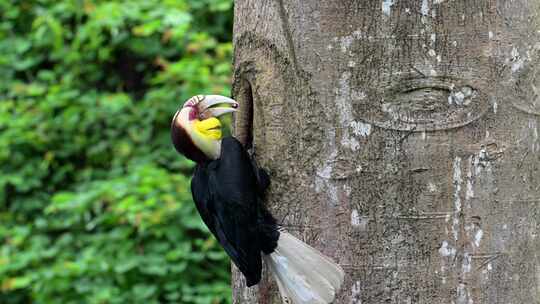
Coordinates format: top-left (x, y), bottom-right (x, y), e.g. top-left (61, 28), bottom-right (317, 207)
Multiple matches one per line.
top-left (231, 1), bottom-right (540, 303)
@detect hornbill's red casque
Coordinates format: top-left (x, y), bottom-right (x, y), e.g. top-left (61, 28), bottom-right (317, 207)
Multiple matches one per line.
top-left (171, 95), bottom-right (344, 304)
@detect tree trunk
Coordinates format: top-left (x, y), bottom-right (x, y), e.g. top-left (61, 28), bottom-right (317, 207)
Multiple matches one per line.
top-left (231, 1), bottom-right (540, 303)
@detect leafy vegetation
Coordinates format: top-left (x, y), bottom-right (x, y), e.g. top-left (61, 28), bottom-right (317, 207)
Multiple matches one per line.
top-left (0, 0), bottom-right (233, 303)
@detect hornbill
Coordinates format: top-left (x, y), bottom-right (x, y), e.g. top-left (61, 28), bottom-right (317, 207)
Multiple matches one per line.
top-left (171, 95), bottom-right (344, 304)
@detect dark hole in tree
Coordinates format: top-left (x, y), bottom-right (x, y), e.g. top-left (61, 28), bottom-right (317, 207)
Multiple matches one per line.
top-left (236, 78), bottom-right (254, 150)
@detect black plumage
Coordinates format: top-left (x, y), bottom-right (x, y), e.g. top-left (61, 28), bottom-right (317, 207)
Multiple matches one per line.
top-left (190, 137), bottom-right (280, 287)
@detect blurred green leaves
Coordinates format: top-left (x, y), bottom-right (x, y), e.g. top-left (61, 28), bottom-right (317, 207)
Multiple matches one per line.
top-left (0, 0), bottom-right (233, 303)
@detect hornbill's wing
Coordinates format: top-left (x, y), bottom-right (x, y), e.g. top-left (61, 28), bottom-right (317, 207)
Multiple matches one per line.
top-left (191, 165), bottom-right (217, 235)
top-left (191, 137), bottom-right (262, 286)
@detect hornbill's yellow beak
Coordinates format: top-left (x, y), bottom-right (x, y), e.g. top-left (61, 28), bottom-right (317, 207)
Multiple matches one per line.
top-left (196, 95), bottom-right (239, 120)
top-left (171, 95), bottom-right (239, 162)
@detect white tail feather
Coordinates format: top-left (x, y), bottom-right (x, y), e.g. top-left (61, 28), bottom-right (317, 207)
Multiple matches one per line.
top-left (264, 232), bottom-right (344, 304)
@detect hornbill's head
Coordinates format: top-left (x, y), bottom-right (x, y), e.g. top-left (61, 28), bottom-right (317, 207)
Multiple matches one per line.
top-left (171, 95), bottom-right (238, 163)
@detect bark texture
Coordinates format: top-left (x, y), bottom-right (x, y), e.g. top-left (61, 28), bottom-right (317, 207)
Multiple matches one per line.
top-left (232, 1), bottom-right (540, 303)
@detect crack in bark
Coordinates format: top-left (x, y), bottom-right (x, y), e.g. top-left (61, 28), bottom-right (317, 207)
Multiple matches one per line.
top-left (276, 0), bottom-right (299, 74)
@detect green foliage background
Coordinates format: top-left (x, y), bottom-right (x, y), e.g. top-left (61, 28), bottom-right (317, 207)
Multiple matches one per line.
top-left (0, 0), bottom-right (233, 303)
